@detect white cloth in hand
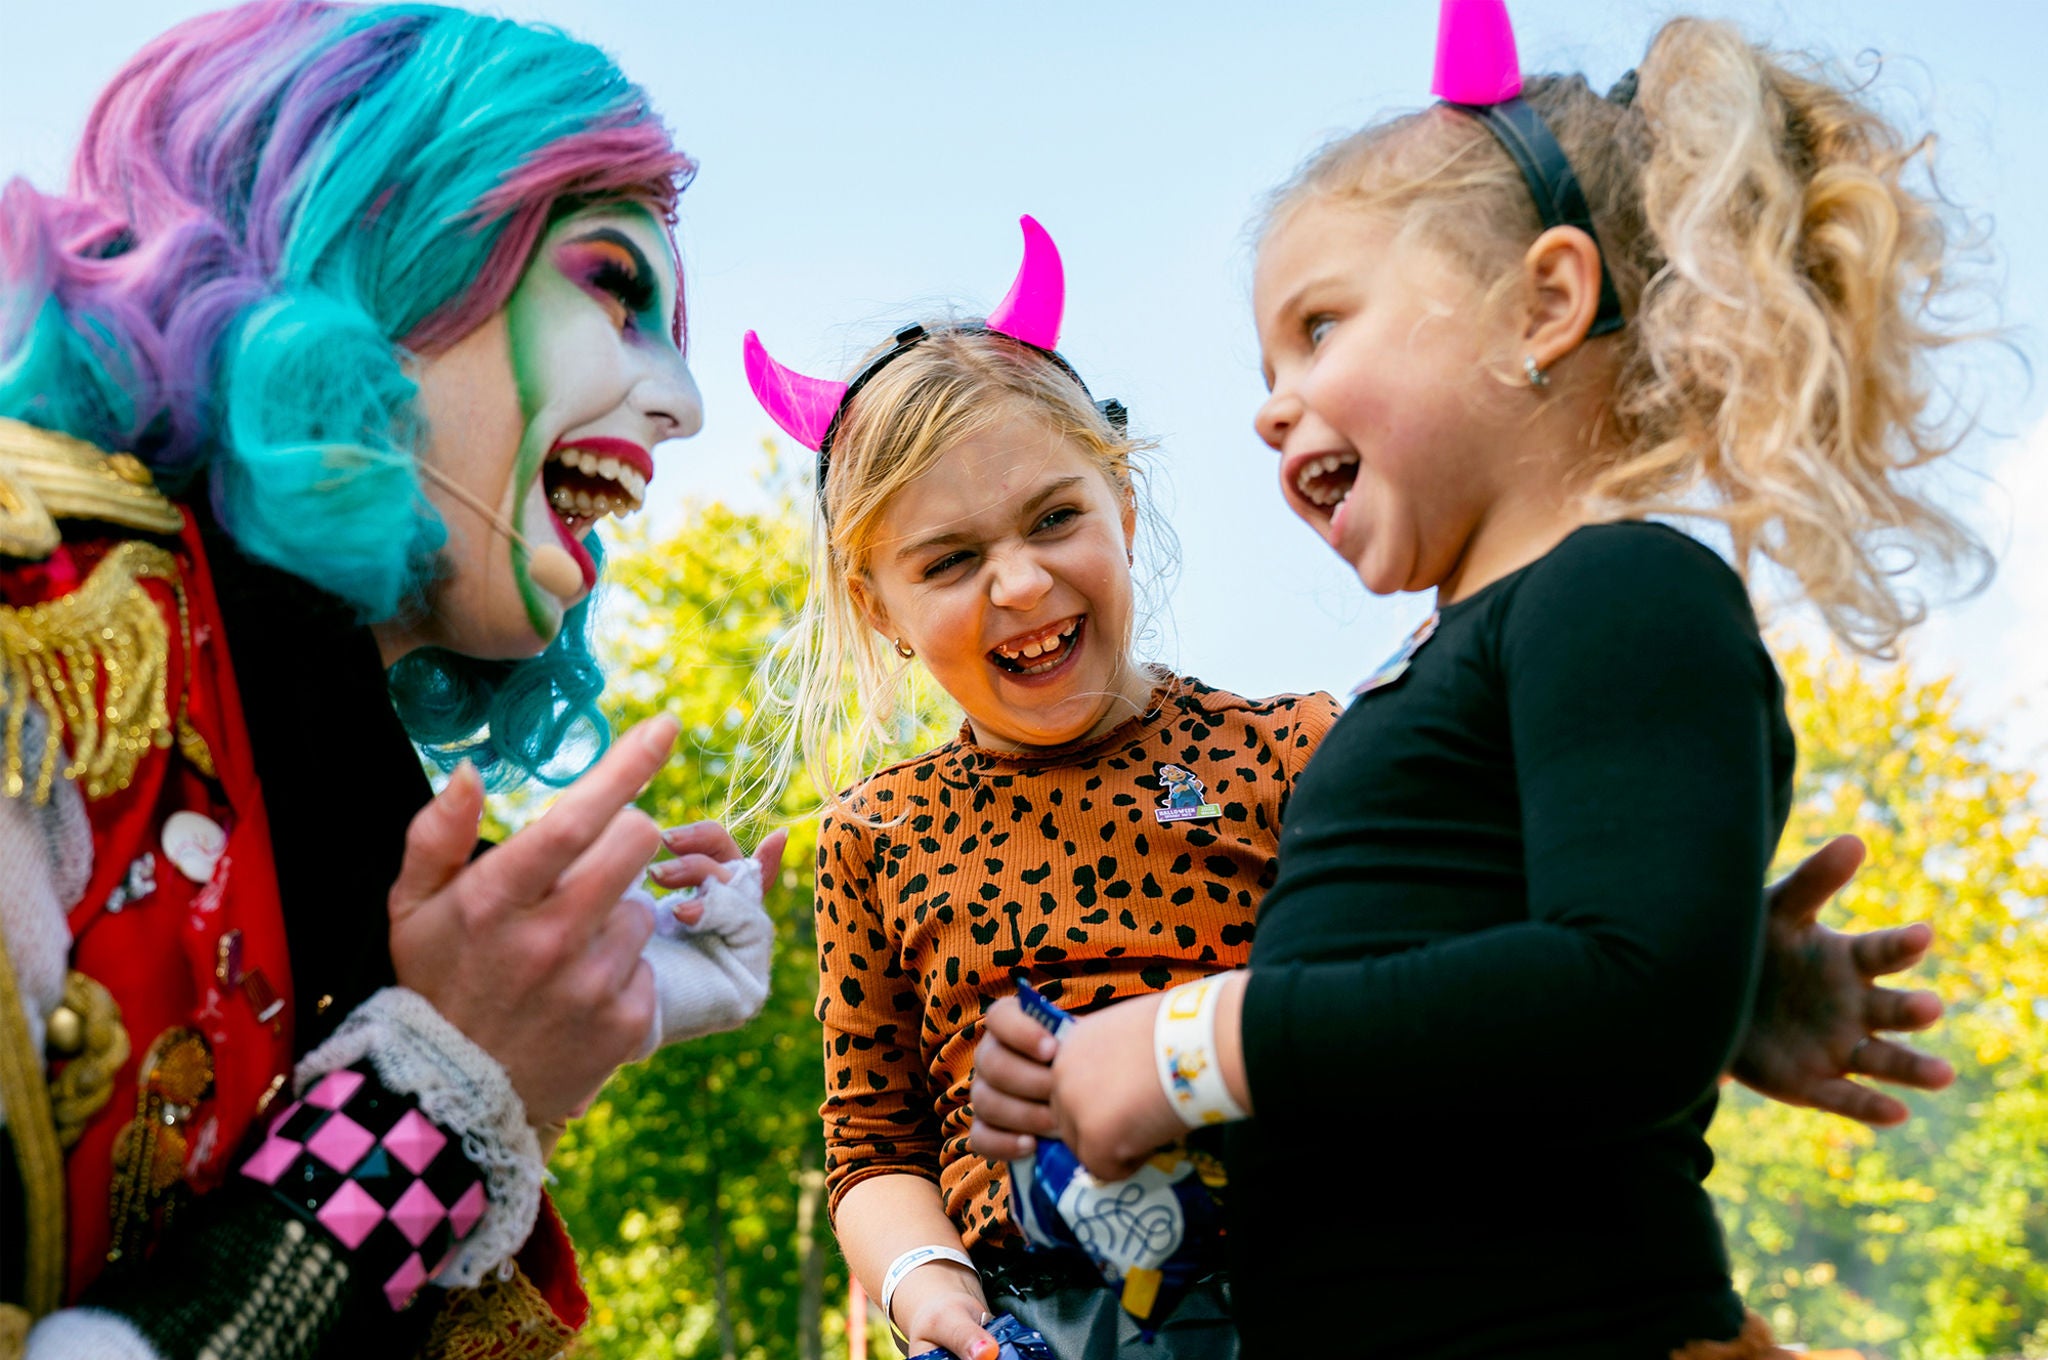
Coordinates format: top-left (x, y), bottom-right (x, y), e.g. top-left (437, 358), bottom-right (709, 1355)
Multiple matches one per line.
top-left (636, 856), bottom-right (774, 1057)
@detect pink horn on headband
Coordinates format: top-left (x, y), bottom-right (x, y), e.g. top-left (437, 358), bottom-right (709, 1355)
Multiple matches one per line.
top-left (1432, 0), bottom-right (1523, 105)
top-left (743, 330), bottom-right (847, 453)
top-left (984, 215), bottom-right (1064, 351)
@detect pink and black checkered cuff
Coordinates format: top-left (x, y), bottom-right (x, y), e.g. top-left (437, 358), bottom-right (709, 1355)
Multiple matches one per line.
top-left (241, 1063), bottom-right (489, 1311)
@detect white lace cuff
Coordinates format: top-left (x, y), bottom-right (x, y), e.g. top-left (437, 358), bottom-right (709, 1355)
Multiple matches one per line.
top-left (295, 987), bottom-right (542, 1288)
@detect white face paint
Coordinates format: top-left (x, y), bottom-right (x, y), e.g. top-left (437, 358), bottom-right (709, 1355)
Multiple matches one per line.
top-left (381, 203), bottom-right (703, 664)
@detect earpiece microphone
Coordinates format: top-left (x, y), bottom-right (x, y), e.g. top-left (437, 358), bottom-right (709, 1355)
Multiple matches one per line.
top-left (409, 461), bottom-right (585, 601)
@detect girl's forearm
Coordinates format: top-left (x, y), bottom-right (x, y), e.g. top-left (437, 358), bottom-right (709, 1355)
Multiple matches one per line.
top-left (834, 1172), bottom-right (987, 1328)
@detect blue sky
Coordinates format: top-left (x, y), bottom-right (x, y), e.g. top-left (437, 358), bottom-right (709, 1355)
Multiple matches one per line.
top-left (7, 1), bottom-right (2047, 765)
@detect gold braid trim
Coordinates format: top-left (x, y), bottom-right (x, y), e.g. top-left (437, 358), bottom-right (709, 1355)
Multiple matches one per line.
top-left (0, 905), bottom-right (66, 1318)
top-left (1, 541), bottom-right (181, 805)
top-left (0, 418), bottom-right (182, 560)
top-left (49, 971), bottom-right (127, 1150)
top-left (421, 1265), bottom-right (578, 1360)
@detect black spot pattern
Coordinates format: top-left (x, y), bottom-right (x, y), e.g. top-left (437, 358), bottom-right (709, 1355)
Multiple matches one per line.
top-left (813, 677), bottom-right (1342, 1247)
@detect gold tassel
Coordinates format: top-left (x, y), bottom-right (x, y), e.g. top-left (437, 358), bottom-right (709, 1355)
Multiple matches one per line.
top-left (0, 542), bottom-right (181, 804)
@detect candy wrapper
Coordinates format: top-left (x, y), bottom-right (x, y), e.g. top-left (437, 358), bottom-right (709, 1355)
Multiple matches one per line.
top-left (904, 1312), bottom-right (1054, 1360)
top-left (1005, 980), bottom-right (1229, 1338)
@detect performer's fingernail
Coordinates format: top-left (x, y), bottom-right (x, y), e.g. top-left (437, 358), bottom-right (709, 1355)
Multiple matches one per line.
top-left (640, 715), bottom-right (680, 754)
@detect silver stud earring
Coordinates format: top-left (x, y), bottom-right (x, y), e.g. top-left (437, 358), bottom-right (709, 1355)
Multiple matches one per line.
top-left (893, 638), bottom-right (916, 660)
top-left (1523, 355), bottom-right (1550, 389)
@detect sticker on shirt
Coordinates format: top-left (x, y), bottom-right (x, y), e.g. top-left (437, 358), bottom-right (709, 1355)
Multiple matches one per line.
top-left (1351, 609), bottom-right (1441, 700)
top-left (1154, 764), bottom-right (1221, 824)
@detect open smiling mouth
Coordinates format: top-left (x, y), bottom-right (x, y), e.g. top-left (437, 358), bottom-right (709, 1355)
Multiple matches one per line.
top-left (543, 444), bottom-right (648, 530)
top-left (533, 438), bottom-right (653, 593)
top-left (989, 616), bottom-right (1083, 677)
top-left (1294, 451), bottom-right (1360, 517)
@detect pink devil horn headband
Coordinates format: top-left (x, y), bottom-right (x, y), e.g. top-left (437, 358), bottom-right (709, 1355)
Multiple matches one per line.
top-left (1432, 0), bottom-right (1522, 104)
top-left (985, 214), bottom-right (1065, 350)
top-left (745, 215), bottom-right (1121, 514)
top-left (742, 330), bottom-right (845, 454)
top-left (740, 216), bottom-right (1068, 456)
top-left (1429, 0), bottom-right (1627, 336)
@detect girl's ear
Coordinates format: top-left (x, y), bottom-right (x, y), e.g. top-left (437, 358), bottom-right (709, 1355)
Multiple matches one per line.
top-left (1120, 483), bottom-right (1138, 555)
top-left (847, 572), bottom-right (894, 640)
top-left (1519, 225), bottom-right (1605, 371)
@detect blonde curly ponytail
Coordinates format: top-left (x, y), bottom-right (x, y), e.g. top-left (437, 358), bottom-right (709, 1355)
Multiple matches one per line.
top-left (1266, 16), bottom-right (1991, 657)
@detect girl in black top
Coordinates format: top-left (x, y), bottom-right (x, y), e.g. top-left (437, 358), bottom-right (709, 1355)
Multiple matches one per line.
top-left (970, 7), bottom-right (1987, 1357)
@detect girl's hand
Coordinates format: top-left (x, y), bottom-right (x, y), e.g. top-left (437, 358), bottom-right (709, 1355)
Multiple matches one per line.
top-left (894, 1268), bottom-right (1000, 1360)
top-left (969, 997), bottom-right (1061, 1159)
top-left (1734, 834), bottom-right (1954, 1125)
top-left (650, 820), bottom-right (789, 905)
top-left (1040, 993), bottom-right (1186, 1183)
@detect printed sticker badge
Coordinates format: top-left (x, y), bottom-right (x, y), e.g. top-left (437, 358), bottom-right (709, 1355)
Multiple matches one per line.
top-left (1351, 609), bottom-right (1441, 700)
top-left (1154, 763), bottom-right (1221, 824)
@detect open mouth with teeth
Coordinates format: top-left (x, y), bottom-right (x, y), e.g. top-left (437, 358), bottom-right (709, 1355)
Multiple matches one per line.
top-left (537, 437), bottom-right (653, 587)
top-left (1294, 451), bottom-right (1360, 515)
top-left (989, 616), bottom-right (1084, 678)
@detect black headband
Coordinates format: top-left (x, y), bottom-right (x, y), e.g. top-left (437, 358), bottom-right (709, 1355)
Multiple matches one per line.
top-left (1443, 95), bottom-right (1626, 338)
top-left (816, 321), bottom-right (1128, 502)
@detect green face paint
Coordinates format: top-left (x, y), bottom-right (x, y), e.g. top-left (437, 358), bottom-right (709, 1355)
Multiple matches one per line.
top-left (501, 202), bottom-right (685, 638)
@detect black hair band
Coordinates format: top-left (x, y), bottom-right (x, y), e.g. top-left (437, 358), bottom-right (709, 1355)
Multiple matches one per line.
top-left (1446, 96), bottom-right (1626, 338)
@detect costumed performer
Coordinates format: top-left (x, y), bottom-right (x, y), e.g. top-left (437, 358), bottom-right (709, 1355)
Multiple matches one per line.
top-left (0, 4), bottom-right (779, 1358)
top-left (973, 3), bottom-right (1990, 1356)
top-left (741, 218), bottom-right (1955, 1359)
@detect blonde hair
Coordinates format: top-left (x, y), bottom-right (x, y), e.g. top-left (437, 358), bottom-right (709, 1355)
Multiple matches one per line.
top-left (1264, 17), bottom-right (1990, 656)
top-left (736, 326), bottom-right (1161, 824)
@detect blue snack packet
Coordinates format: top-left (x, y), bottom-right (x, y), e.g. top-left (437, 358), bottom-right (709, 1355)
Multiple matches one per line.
top-left (904, 1311), bottom-right (1054, 1360)
top-left (1005, 980), bottom-right (1229, 1339)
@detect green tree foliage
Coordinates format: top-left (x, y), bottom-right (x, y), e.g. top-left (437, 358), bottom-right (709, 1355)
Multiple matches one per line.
top-left (550, 463), bottom-right (950, 1359)
top-left (1710, 648), bottom-right (2048, 1360)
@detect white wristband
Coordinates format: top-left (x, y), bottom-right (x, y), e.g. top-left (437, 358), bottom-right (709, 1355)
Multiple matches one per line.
top-left (880, 1244), bottom-right (977, 1332)
top-left (1154, 975), bottom-right (1249, 1128)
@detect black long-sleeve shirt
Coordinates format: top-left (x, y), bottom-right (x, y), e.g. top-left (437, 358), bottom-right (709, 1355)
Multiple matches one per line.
top-left (1226, 523), bottom-right (1794, 1359)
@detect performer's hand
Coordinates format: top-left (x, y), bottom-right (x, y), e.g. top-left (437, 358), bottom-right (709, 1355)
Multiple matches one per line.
top-left (969, 997), bottom-right (1060, 1160)
top-left (388, 715), bottom-right (677, 1127)
top-left (648, 819), bottom-right (788, 905)
top-left (895, 1270), bottom-right (999, 1360)
top-left (1040, 993), bottom-right (1186, 1183)
top-left (1733, 834), bottom-right (1954, 1126)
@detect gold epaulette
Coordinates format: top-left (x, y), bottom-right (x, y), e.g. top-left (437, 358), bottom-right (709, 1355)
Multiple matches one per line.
top-left (422, 1263), bottom-right (579, 1360)
top-left (0, 418), bottom-right (183, 560)
top-left (0, 420), bottom-right (194, 805)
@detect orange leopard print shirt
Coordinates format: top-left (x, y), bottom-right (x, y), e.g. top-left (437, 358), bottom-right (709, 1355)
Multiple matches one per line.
top-left (814, 675), bottom-right (1342, 1246)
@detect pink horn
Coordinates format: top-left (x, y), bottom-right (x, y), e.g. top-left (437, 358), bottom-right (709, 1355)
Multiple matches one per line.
top-left (743, 330), bottom-right (848, 453)
top-left (1432, 0), bottom-right (1523, 105)
top-left (984, 214), bottom-right (1064, 351)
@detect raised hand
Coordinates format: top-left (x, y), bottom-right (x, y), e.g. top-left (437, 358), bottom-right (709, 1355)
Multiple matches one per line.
top-left (1735, 834), bottom-right (1954, 1126)
top-left (387, 715), bottom-right (677, 1127)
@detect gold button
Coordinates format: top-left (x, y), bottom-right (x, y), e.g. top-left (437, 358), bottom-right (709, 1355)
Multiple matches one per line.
top-left (316, 994), bottom-right (334, 1015)
top-left (46, 1004), bottom-right (85, 1056)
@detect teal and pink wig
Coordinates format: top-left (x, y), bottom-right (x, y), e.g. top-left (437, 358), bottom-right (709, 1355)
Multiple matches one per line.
top-left (0, 0), bottom-right (696, 787)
